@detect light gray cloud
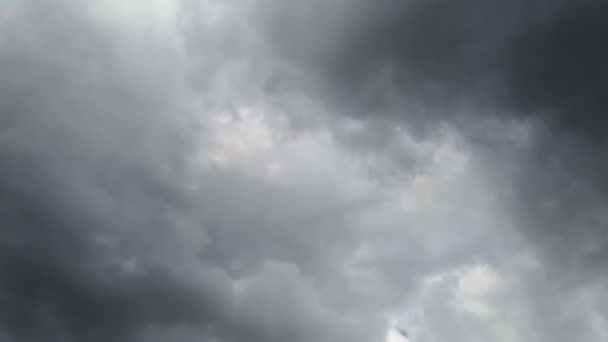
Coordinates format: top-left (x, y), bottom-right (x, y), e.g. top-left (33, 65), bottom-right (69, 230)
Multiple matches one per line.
top-left (0, 2), bottom-right (389, 341)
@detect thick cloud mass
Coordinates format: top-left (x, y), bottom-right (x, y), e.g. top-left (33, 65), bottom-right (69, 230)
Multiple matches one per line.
top-left (260, 0), bottom-right (608, 130)
top-left (259, 0), bottom-right (608, 339)
top-left (1, 0), bottom-right (607, 341)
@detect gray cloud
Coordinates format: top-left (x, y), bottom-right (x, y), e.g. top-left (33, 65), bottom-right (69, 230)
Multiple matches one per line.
top-left (256, 0), bottom-right (608, 340)
top-left (258, 0), bottom-right (608, 268)
top-left (0, 1), bottom-right (224, 340)
top-left (259, 0), bottom-right (608, 123)
top-left (3, 0), bottom-right (608, 341)
top-left (0, 2), bottom-right (388, 341)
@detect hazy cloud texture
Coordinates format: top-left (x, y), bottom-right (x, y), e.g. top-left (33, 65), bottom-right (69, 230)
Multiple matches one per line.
top-left (1, 1), bottom-right (607, 341)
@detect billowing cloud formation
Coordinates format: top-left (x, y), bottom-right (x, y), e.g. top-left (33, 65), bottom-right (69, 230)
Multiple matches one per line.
top-left (1, 0), bottom-right (607, 341)
top-left (258, 0), bottom-right (608, 340)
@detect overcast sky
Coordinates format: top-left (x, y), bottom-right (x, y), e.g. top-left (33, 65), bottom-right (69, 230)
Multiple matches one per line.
top-left (1, 1), bottom-right (607, 341)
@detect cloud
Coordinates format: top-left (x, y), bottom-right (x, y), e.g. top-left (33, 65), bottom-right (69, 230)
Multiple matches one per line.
top-left (2, 0), bottom-right (607, 342)
top-left (0, 3), bottom-right (388, 341)
top-left (255, 0), bottom-right (608, 340)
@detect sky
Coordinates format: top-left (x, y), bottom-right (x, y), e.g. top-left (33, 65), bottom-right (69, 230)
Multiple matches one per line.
top-left (0, 0), bottom-right (607, 341)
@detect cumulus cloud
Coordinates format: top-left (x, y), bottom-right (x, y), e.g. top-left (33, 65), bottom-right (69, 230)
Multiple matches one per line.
top-left (1, 0), bottom-right (607, 341)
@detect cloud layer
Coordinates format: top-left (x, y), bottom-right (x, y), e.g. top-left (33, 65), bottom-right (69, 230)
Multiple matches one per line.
top-left (1, 1), bottom-right (607, 341)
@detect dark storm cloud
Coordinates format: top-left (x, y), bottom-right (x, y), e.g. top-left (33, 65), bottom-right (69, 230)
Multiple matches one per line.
top-left (258, 0), bottom-right (608, 268)
top-left (260, 0), bottom-right (608, 118)
top-left (257, 2), bottom-right (608, 340)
